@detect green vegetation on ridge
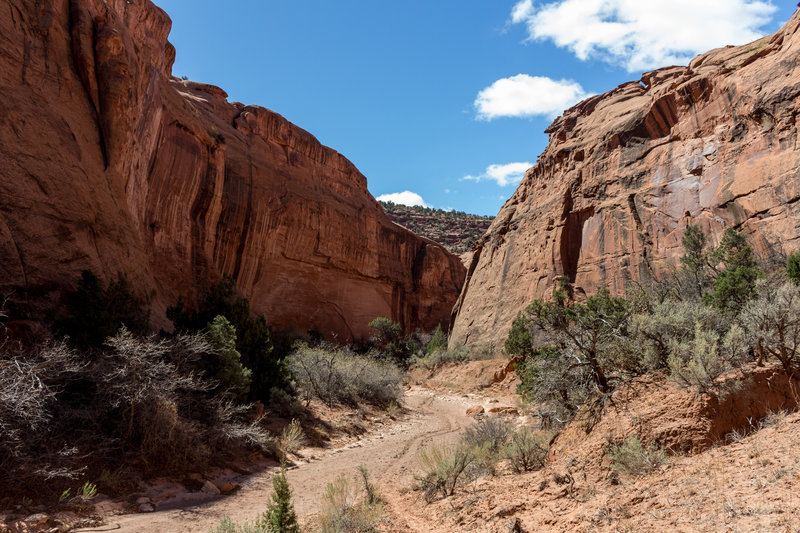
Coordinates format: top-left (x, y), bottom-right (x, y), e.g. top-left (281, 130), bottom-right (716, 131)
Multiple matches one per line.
top-left (379, 201), bottom-right (493, 254)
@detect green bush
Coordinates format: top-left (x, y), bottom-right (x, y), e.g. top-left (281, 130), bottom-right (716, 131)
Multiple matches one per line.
top-left (426, 324), bottom-right (448, 356)
top-left (210, 468), bottom-right (298, 533)
top-left (203, 315), bottom-right (252, 403)
top-left (56, 270), bottom-right (149, 349)
top-left (607, 436), bottom-right (667, 477)
top-left (168, 276), bottom-right (287, 401)
top-left (787, 251), bottom-right (800, 285)
top-left (704, 228), bottom-right (762, 314)
top-left (504, 313), bottom-right (534, 358)
top-left (679, 224), bottom-right (713, 301)
top-left (368, 316), bottom-right (420, 366)
top-left (519, 286), bottom-right (629, 394)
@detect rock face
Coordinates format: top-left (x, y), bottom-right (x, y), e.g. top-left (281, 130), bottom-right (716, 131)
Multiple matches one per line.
top-left (451, 10), bottom-right (800, 353)
top-left (0, 0), bottom-right (465, 340)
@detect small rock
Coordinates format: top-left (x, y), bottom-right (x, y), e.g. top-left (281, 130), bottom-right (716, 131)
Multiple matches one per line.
top-left (214, 481), bottom-right (239, 493)
top-left (201, 480), bottom-right (220, 495)
top-left (24, 514), bottom-right (48, 527)
top-left (135, 497), bottom-right (151, 505)
top-left (466, 405), bottom-right (485, 417)
top-left (138, 503), bottom-right (155, 513)
top-left (488, 406), bottom-right (519, 415)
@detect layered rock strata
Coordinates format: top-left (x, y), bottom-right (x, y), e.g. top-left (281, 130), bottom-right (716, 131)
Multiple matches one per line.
top-left (451, 10), bottom-right (800, 352)
top-left (0, 0), bottom-right (465, 340)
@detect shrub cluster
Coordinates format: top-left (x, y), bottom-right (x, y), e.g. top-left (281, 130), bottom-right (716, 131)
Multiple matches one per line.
top-left (415, 417), bottom-right (551, 502)
top-left (169, 275), bottom-right (287, 402)
top-left (289, 342), bottom-right (403, 408)
top-left (0, 328), bottom-right (272, 499)
top-left (607, 436), bottom-right (668, 477)
top-left (509, 226), bottom-right (800, 429)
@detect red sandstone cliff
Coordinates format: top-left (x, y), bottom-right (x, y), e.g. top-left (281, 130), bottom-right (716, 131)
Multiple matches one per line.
top-left (451, 9), bottom-right (800, 353)
top-left (0, 0), bottom-right (465, 340)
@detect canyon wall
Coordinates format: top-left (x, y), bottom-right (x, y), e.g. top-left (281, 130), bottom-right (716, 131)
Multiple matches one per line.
top-left (0, 0), bottom-right (465, 340)
top-left (451, 10), bottom-right (800, 353)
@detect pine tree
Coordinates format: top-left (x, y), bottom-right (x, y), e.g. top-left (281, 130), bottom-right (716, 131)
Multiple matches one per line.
top-left (680, 224), bottom-right (711, 300)
top-left (261, 468), bottom-right (299, 533)
top-left (705, 228), bottom-right (761, 314)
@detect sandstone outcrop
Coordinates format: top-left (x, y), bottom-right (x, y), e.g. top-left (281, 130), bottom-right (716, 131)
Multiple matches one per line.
top-left (451, 9), bottom-right (800, 352)
top-left (0, 0), bottom-right (465, 340)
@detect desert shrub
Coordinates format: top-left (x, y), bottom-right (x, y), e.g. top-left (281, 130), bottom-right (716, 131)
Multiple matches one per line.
top-left (607, 436), bottom-right (667, 477)
top-left (168, 275), bottom-right (287, 401)
top-left (461, 417), bottom-right (511, 453)
top-left (56, 270), bottom-right (149, 349)
top-left (504, 428), bottom-right (551, 473)
top-left (412, 346), bottom-right (472, 369)
top-left (262, 468), bottom-right (300, 533)
top-left (0, 341), bottom-right (85, 488)
top-left (459, 418), bottom-right (511, 479)
top-left (202, 315), bottom-right (252, 403)
top-left (515, 346), bottom-right (593, 427)
top-left (415, 443), bottom-right (475, 502)
top-left (319, 469), bottom-right (383, 533)
top-left (210, 517), bottom-right (268, 533)
top-left (278, 419), bottom-right (307, 458)
top-left (0, 328), bottom-right (274, 498)
top-left (667, 323), bottom-right (748, 393)
top-left (630, 299), bottom-right (724, 371)
top-left (739, 278), bottom-right (800, 372)
top-left (289, 343), bottom-right (402, 407)
top-left (100, 329), bottom-right (272, 471)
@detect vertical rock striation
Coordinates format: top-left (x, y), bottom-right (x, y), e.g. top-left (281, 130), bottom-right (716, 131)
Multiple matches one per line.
top-left (451, 10), bottom-right (800, 353)
top-left (0, 0), bottom-right (465, 340)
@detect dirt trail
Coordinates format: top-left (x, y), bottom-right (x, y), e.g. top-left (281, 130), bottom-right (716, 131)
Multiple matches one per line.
top-left (93, 388), bottom-right (473, 533)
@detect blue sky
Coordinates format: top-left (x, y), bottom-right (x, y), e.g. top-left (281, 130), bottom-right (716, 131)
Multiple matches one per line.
top-left (156, 1), bottom-right (797, 216)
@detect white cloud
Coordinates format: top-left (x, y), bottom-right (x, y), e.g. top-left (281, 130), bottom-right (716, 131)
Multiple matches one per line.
top-left (376, 191), bottom-right (429, 207)
top-left (510, 0), bottom-right (778, 72)
top-left (474, 74), bottom-right (590, 120)
top-left (462, 162), bottom-right (532, 187)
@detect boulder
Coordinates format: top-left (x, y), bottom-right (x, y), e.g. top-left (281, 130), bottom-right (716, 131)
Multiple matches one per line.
top-left (466, 405), bottom-right (485, 417)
